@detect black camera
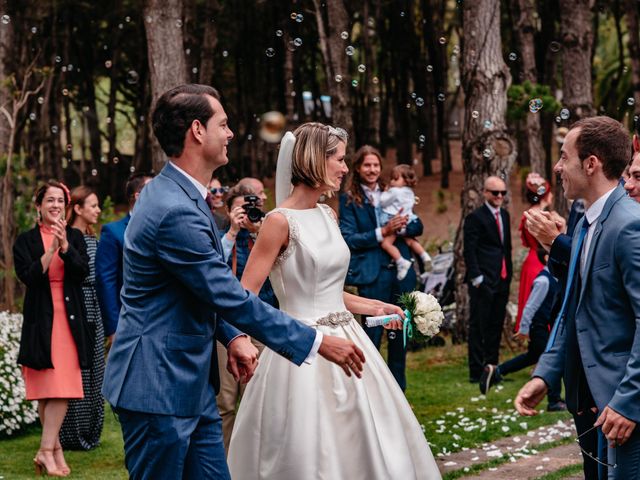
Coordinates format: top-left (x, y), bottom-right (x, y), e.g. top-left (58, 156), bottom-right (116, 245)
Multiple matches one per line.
top-left (242, 195), bottom-right (265, 223)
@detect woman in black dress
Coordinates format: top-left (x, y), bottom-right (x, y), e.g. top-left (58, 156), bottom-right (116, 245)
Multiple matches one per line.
top-left (59, 186), bottom-right (105, 450)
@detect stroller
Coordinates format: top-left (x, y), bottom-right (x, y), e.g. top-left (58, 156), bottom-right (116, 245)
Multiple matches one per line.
top-left (409, 247), bottom-right (456, 350)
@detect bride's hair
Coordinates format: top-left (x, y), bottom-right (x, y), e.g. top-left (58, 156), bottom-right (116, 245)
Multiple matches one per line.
top-left (290, 122), bottom-right (348, 194)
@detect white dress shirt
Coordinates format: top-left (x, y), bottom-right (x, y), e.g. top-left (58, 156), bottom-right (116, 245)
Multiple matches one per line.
top-left (361, 183), bottom-right (384, 242)
top-left (580, 187), bottom-right (616, 278)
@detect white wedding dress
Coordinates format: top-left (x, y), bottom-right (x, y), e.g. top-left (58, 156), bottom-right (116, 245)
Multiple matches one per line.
top-left (227, 204), bottom-right (441, 479)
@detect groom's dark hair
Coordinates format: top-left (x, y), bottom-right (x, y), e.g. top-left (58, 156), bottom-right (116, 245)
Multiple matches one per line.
top-left (572, 116), bottom-right (630, 180)
top-left (152, 84), bottom-right (221, 157)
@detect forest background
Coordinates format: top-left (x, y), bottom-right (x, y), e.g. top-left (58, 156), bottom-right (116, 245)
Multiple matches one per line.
top-left (0, 0), bottom-right (638, 339)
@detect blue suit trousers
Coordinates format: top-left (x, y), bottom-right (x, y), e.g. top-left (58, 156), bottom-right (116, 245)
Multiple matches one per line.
top-left (116, 384), bottom-right (229, 480)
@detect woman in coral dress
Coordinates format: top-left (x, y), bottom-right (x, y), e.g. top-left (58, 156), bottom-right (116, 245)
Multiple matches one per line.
top-left (516, 174), bottom-right (553, 332)
top-left (13, 181), bottom-right (92, 477)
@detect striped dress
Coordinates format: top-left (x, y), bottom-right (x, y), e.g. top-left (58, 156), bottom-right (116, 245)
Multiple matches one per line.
top-left (59, 234), bottom-right (105, 450)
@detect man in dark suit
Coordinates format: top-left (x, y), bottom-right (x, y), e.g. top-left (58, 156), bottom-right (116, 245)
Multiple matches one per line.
top-left (516, 117), bottom-right (640, 479)
top-left (95, 172), bottom-right (153, 343)
top-left (463, 175), bottom-right (513, 386)
top-left (102, 84), bottom-right (364, 480)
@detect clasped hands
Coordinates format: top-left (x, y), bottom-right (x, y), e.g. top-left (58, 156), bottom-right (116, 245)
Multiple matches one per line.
top-left (49, 217), bottom-right (69, 253)
top-left (381, 210), bottom-right (409, 237)
top-left (514, 378), bottom-right (636, 447)
top-left (523, 209), bottom-right (566, 251)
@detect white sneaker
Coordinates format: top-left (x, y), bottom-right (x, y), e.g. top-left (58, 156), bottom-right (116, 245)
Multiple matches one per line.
top-left (396, 258), bottom-right (412, 281)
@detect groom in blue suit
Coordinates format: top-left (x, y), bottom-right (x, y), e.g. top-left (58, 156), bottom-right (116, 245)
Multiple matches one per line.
top-left (515, 116), bottom-right (640, 479)
top-left (102, 84), bottom-right (365, 480)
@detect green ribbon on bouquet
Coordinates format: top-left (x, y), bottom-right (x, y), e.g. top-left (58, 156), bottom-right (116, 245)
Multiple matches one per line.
top-left (402, 309), bottom-right (413, 348)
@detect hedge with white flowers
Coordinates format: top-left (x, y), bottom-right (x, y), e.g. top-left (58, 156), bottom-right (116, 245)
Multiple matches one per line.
top-left (0, 311), bottom-right (38, 436)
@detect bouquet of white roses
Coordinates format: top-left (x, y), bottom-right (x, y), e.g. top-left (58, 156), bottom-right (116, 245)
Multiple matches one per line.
top-left (365, 291), bottom-right (444, 346)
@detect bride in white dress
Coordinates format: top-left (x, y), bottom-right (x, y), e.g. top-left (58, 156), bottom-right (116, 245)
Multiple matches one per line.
top-left (227, 123), bottom-right (441, 479)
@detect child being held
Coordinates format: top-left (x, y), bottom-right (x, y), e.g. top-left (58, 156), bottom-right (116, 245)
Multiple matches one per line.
top-left (379, 164), bottom-right (432, 280)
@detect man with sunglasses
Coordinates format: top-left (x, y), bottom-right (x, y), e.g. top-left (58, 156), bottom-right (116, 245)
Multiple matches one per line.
top-left (516, 116), bottom-right (640, 479)
top-left (463, 176), bottom-right (513, 385)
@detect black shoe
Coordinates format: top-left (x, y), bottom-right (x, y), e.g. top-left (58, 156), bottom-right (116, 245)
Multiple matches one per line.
top-left (479, 364), bottom-right (497, 395)
top-left (547, 400), bottom-right (567, 412)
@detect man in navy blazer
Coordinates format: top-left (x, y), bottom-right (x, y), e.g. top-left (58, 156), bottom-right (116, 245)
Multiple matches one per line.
top-left (95, 173), bottom-right (153, 341)
top-left (102, 84), bottom-right (364, 480)
top-left (516, 117), bottom-right (640, 479)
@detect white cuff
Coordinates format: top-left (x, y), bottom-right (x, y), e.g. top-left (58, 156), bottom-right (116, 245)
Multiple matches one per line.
top-left (221, 234), bottom-right (235, 261)
top-left (471, 275), bottom-right (484, 287)
top-left (375, 227), bottom-right (383, 243)
top-left (303, 330), bottom-right (324, 364)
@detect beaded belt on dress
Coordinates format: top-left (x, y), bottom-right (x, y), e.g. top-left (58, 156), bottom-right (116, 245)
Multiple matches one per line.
top-left (312, 311), bottom-right (355, 328)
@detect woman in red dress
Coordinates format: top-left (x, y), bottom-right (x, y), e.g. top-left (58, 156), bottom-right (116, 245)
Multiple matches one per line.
top-left (13, 181), bottom-right (92, 477)
top-left (515, 173), bottom-right (553, 332)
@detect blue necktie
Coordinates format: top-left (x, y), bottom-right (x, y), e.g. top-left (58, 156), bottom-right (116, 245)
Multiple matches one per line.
top-left (545, 219), bottom-right (590, 352)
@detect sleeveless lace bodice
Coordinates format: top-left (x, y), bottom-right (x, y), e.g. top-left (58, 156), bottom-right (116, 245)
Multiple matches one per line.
top-left (266, 204), bottom-right (350, 322)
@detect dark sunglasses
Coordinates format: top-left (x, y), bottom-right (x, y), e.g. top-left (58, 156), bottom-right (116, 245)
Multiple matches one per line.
top-left (486, 190), bottom-right (507, 197)
top-left (210, 187), bottom-right (229, 195)
top-left (576, 425), bottom-right (617, 469)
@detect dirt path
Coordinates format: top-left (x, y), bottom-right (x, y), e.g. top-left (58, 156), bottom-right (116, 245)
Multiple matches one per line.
top-left (435, 419), bottom-right (579, 477)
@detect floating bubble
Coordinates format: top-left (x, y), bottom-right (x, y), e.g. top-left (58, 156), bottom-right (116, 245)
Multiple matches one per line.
top-left (100, 156), bottom-right (108, 164)
top-left (1, 15), bottom-right (10, 24)
top-left (439, 37), bottom-right (446, 45)
top-left (55, 56), bottom-right (62, 63)
top-left (222, 50), bottom-right (229, 57)
top-left (549, 41), bottom-right (561, 53)
top-left (345, 46), bottom-right (355, 56)
top-left (51, 125), bottom-right (59, 134)
top-left (29, 112), bottom-right (36, 120)
top-left (192, 67), bottom-right (198, 74)
top-left (340, 31), bottom-right (349, 40)
top-left (125, 16), bottom-right (131, 22)
top-left (453, 45), bottom-right (460, 55)
top-left (293, 37), bottom-right (302, 47)
top-left (118, 23), bottom-right (124, 29)
top-left (290, 91), bottom-right (296, 97)
top-left (372, 96), bottom-right (380, 103)
top-left (66, 144), bottom-right (73, 152)
top-left (290, 12), bottom-right (297, 20)
top-left (295, 13), bottom-right (303, 23)
top-left (437, 93), bottom-right (445, 102)
top-left (628, 97), bottom-right (635, 106)
top-left (471, 110), bottom-right (479, 119)
top-left (91, 169), bottom-right (98, 176)
top-left (555, 116), bottom-right (562, 123)
top-left (185, 48), bottom-right (191, 55)
top-left (529, 98), bottom-right (543, 113)
top-left (275, 29), bottom-right (283, 37)
top-left (126, 70), bottom-right (139, 84)
top-left (367, 17), bottom-right (375, 28)
top-left (508, 52), bottom-right (517, 61)
top-left (145, 15), bottom-right (152, 24)
top-left (265, 48), bottom-right (276, 57)
top-left (37, 96), bottom-right (44, 104)
top-left (352, 79), bottom-right (359, 87)
top-left (416, 97), bottom-right (424, 107)
top-left (560, 108), bottom-right (570, 120)
top-left (406, 103), bottom-right (411, 109)
top-left (411, 92), bottom-right (417, 99)
top-left (31, 26), bottom-right (37, 34)
top-left (358, 64), bottom-right (366, 73)
top-left (483, 120), bottom-right (492, 129)
top-left (62, 88), bottom-right (69, 96)
top-left (482, 148), bottom-right (492, 158)
top-left (105, 60), bottom-right (112, 68)
top-left (130, 166), bottom-right (136, 173)
top-left (426, 65), bottom-right (433, 72)
top-left (419, 134), bottom-right (426, 142)
top-left (335, 74), bottom-right (343, 83)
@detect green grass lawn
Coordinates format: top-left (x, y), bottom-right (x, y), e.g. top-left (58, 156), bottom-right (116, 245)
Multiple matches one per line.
top-left (0, 342), bottom-right (569, 478)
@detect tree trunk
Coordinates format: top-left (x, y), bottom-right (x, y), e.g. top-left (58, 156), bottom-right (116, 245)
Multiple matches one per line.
top-left (362, 0), bottom-right (381, 146)
top-left (510, 0), bottom-right (546, 177)
top-left (625, 0), bottom-right (640, 116)
top-left (0, 0), bottom-right (11, 156)
top-left (199, 0), bottom-right (220, 86)
top-left (559, 0), bottom-right (595, 121)
top-left (143, 0), bottom-right (188, 172)
top-left (313, 0), bottom-right (353, 143)
top-left (454, 0), bottom-right (517, 341)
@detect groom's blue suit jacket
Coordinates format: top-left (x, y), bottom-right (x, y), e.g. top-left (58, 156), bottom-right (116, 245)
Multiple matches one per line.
top-left (535, 186), bottom-right (640, 422)
top-left (102, 162), bottom-right (316, 417)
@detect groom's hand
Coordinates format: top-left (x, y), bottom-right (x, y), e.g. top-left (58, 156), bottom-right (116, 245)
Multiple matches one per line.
top-left (595, 406), bottom-right (636, 447)
top-left (227, 336), bottom-right (259, 383)
top-left (318, 336), bottom-right (365, 378)
top-left (514, 377), bottom-right (548, 416)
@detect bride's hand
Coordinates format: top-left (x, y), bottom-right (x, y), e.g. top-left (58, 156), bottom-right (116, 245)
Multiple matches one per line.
top-left (372, 302), bottom-right (404, 330)
top-left (227, 336), bottom-right (259, 383)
